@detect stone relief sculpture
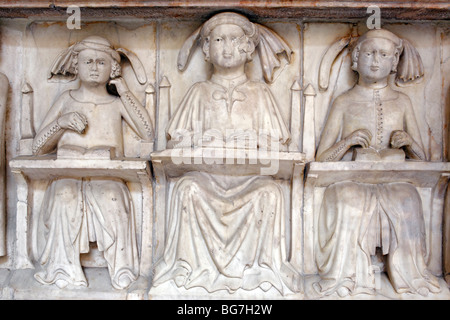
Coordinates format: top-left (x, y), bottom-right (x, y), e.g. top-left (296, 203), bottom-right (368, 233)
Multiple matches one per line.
top-left (0, 71), bottom-right (8, 257)
top-left (314, 29), bottom-right (440, 296)
top-left (152, 12), bottom-right (302, 295)
top-left (31, 36), bottom-right (153, 289)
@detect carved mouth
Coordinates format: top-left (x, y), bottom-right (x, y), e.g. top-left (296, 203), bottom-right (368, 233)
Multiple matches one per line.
top-left (370, 66), bottom-right (380, 71)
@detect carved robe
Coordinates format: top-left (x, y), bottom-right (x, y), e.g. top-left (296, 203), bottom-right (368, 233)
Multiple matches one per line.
top-left (33, 91), bottom-right (142, 289)
top-left (315, 85), bottom-right (440, 296)
top-left (153, 74), bottom-right (301, 294)
top-left (166, 74), bottom-right (290, 145)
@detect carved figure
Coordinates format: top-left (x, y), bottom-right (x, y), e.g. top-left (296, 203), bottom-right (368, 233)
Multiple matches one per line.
top-left (32, 36), bottom-right (153, 289)
top-left (314, 29), bottom-right (440, 296)
top-left (152, 12), bottom-right (302, 294)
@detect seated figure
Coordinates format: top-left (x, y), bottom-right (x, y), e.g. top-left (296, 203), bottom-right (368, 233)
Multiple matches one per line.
top-left (152, 12), bottom-right (302, 295)
top-left (32, 36), bottom-right (153, 290)
top-left (314, 29), bottom-right (440, 297)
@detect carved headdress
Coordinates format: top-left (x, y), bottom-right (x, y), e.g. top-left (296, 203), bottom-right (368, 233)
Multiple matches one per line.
top-left (354, 29), bottom-right (424, 86)
top-left (319, 28), bottom-right (424, 90)
top-left (48, 36), bottom-right (147, 85)
top-left (177, 12), bottom-right (292, 83)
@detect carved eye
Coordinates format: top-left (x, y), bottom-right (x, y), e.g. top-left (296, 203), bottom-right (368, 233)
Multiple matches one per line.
top-left (215, 38), bottom-right (222, 42)
top-left (232, 36), bottom-right (245, 46)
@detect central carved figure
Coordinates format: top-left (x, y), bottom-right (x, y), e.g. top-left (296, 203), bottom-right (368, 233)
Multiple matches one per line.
top-left (152, 12), bottom-right (302, 294)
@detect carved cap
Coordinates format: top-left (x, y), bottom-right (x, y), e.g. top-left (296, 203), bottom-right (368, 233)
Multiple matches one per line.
top-left (200, 12), bottom-right (259, 46)
top-left (178, 11), bottom-right (292, 83)
top-left (72, 36), bottom-right (121, 62)
top-left (355, 29), bottom-right (424, 86)
top-left (357, 29), bottom-right (402, 47)
top-left (48, 35), bottom-right (147, 84)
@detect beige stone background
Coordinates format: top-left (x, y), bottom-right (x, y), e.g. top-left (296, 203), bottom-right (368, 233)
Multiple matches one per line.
top-left (0, 17), bottom-right (449, 267)
top-left (0, 1), bottom-right (448, 299)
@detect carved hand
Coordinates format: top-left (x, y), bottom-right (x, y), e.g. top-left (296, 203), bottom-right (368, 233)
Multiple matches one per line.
top-left (390, 130), bottom-right (413, 149)
top-left (345, 129), bottom-right (372, 149)
top-left (109, 77), bottom-right (130, 96)
top-left (57, 112), bottom-right (88, 134)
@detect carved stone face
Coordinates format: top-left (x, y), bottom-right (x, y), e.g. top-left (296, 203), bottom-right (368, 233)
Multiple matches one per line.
top-left (356, 38), bottom-right (398, 84)
top-left (77, 49), bottom-right (112, 86)
top-left (208, 24), bottom-right (248, 70)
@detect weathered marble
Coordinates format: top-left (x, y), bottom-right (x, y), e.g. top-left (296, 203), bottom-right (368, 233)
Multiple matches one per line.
top-left (9, 33), bottom-right (154, 294)
top-left (0, 1), bottom-right (448, 301)
top-left (150, 12), bottom-right (304, 299)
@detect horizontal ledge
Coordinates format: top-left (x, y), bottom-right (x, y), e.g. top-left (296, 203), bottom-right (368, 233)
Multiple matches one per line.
top-left (152, 148), bottom-right (305, 162)
top-left (0, 1), bottom-right (448, 9)
top-left (0, 3), bottom-right (448, 21)
top-left (9, 156), bottom-right (151, 182)
top-left (151, 148), bottom-right (305, 180)
top-left (308, 160), bottom-right (450, 172)
top-left (306, 161), bottom-right (450, 188)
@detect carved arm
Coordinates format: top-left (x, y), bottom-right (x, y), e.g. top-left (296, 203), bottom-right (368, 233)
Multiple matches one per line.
top-left (111, 78), bottom-right (153, 141)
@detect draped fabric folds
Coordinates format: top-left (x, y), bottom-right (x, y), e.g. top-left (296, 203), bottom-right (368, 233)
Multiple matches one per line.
top-left (315, 181), bottom-right (440, 296)
top-left (153, 173), bottom-right (302, 294)
top-left (34, 178), bottom-right (139, 290)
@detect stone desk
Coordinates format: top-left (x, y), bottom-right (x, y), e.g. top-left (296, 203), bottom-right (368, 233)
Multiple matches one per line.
top-left (9, 156), bottom-right (154, 278)
top-left (150, 148), bottom-right (306, 271)
top-left (303, 161), bottom-right (450, 277)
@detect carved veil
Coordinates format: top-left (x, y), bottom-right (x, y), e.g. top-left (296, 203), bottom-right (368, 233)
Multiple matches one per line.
top-left (319, 27), bottom-right (424, 91)
top-left (177, 12), bottom-right (292, 83)
top-left (48, 35), bottom-right (147, 85)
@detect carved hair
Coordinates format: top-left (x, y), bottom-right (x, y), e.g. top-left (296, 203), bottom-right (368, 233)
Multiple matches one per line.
top-left (70, 50), bottom-right (122, 79)
top-left (48, 36), bottom-right (147, 85)
top-left (177, 12), bottom-right (292, 83)
top-left (351, 36), bottom-right (402, 73)
top-left (201, 12), bottom-right (259, 46)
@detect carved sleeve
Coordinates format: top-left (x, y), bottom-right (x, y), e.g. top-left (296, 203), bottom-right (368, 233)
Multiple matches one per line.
top-left (316, 100), bottom-right (349, 162)
top-left (120, 91), bottom-right (153, 140)
top-left (316, 137), bottom-right (352, 162)
top-left (403, 95), bottom-right (426, 161)
top-left (32, 119), bottom-right (63, 155)
top-left (32, 94), bottom-right (67, 156)
top-left (405, 141), bottom-right (426, 160)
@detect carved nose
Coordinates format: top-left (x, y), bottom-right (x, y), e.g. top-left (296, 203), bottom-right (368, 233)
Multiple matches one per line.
top-left (372, 53), bottom-right (380, 64)
top-left (223, 40), bottom-right (232, 55)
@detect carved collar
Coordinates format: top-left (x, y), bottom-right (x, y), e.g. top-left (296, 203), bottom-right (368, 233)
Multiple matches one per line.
top-left (209, 74), bottom-right (248, 113)
top-left (210, 74), bottom-right (248, 91)
top-left (69, 90), bottom-right (118, 105)
top-left (351, 84), bottom-right (399, 102)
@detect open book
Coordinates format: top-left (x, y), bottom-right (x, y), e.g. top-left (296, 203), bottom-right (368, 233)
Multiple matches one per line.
top-left (352, 147), bottom-right (405, 162)
top-left (57, 145), bottom-right (116, 160)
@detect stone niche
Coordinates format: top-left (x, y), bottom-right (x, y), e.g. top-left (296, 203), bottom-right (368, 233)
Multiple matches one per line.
top-left (0, 0), bottom-right (448, 300)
